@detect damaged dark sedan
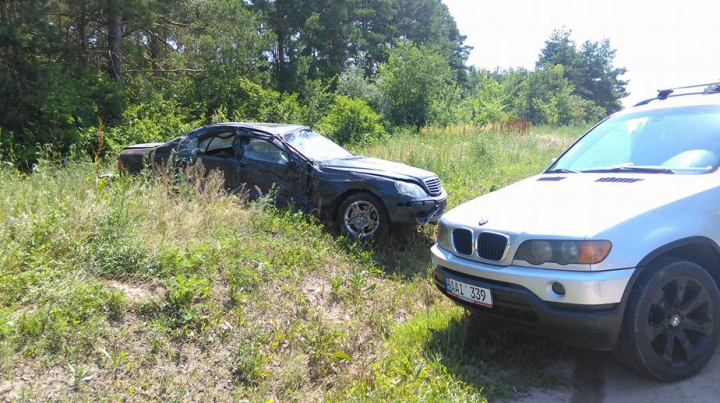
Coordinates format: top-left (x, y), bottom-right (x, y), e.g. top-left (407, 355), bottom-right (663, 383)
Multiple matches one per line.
top-left (118, 123), bottom-right (447, 238)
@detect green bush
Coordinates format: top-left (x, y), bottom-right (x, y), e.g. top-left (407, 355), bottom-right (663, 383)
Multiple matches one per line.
top-left (337, 66), bottom-right (386, 113)
top-left (379, 42), bottom-right (455, 127)
top-left (101, 94), bottom-right (202, 155)
top-left (316, 96), bottom-right (387, 145)
top-left (228, 77), bottom-right (305, 124)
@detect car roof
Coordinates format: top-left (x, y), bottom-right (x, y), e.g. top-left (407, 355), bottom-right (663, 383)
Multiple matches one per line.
top-left (202, 122), bottom-right (308, 137)
top-left (621, 85), bottom-right (720, 117)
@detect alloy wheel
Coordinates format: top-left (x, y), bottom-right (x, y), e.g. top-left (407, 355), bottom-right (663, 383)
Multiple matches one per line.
top-left (646, 276), bottom-right (715, 367)
top-left (343, 201), bottom-right (380, 238)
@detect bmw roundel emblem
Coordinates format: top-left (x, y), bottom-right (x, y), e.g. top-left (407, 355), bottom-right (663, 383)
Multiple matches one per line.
top-left (478, 218), bottom-right (489, 226)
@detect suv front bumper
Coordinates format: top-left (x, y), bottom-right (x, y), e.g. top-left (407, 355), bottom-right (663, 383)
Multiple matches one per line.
top-left (431, 244), bottom-right (635, 350)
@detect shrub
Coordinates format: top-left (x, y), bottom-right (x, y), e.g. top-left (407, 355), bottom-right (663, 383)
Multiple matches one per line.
top-left (337, 66), bottom-right (386, 113)
top-left (379, 42), bottom-right (455, 127)
top-left (101, 94), bottom-right (202, 155)
top-left (228, 77), bottom-right (305, 124)
top-left (316, 96), bottom-right (387, 145)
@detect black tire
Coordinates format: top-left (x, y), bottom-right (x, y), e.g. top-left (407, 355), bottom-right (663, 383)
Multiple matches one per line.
top-left (335, 192), bottom-right (390, 240)
top-left (616, 258), bottom-right (720, 381)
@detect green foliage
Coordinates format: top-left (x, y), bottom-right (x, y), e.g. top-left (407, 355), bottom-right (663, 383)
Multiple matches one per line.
top-left (228, 78), bottom-right (305, 124)
top-left (380, 42), bottom-right (456, 127)
top-left (337, 65), bottom-right (386, 112)
top-left (101, 94), bottom-right (203, 155)
top-left (316, 96), bottom-right (387, 145)
top-left (234, 341), bottom-right (269, 384)
top-left (537, 28), bottom-right (628, 115)
top-left (11, 282), bottom-right (127, 356)
top-left (467, 73), bottom-right (511, 124)
top-left (515, 64), bottom-right (577, 125)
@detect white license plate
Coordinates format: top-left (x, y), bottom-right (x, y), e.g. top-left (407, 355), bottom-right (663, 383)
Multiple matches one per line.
top-left (445, 277), bottom-right (493, 307)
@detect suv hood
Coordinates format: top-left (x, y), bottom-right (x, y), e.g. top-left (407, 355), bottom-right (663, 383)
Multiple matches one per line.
top-left (443, 173), bottom-right (720, 238)
top-left (319, 156), bottom-right (436, 182)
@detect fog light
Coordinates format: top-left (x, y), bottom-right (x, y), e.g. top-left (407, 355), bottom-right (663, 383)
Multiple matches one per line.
top-left (551, 282), bottom-right (566, 297)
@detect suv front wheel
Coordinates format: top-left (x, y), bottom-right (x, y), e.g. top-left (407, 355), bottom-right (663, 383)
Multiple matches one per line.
top-left (617, 258), bottom-right (720, 381)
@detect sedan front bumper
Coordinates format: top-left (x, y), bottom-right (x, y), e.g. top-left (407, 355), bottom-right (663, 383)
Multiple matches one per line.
top-left (388, 191), bottom-right (447, 225)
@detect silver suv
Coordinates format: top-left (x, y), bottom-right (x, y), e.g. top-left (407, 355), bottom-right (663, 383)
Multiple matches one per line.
top-left (432, 83), bottom-right (720, 381)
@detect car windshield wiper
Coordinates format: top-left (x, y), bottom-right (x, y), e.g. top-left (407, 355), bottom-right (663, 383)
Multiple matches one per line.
top-left (581, 166), bottom-right (676, 174)
top-left (545, 168), bottom-right (579, 174)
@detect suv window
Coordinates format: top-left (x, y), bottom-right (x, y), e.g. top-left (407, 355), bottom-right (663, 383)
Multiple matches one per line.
top-left (553, 105), bottom-right (720, 173)
top-left (243, 138), bottom-right (288, 164)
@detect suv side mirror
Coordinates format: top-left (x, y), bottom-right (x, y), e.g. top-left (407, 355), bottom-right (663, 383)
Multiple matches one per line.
top-left (286, 160), bottom-right (297, 168)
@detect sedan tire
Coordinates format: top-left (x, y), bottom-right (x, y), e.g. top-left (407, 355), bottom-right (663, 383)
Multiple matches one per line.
top-left (336, 192), bottom-right (389, 240)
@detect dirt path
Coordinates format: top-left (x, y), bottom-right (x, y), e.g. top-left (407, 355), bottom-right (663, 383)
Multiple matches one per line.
top-left (512, 350), bottom-right (720, 403)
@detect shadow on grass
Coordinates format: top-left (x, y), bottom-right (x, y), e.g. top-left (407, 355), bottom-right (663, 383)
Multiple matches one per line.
top-left (370, 225), bottom-right (438, 277)
top-left (329, 221), bottom-right (439, 278)
top-left (424, 312), bottom-right (571, 398)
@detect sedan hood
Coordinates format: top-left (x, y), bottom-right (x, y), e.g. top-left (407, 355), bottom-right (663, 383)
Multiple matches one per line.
top-left (443, 173), bottom-right (720, 239)
top-left (319, 156), bottom-right (436, 182)
top-left (123, 142), bottom-right (164, 149)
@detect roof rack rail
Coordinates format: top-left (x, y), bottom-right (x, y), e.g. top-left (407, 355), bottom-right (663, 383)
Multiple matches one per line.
top-left (634, 81), bottom-right (720, 107)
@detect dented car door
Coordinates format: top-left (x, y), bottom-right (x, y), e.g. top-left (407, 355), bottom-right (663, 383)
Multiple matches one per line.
top-left (238, 135), bottom-right (304, 206)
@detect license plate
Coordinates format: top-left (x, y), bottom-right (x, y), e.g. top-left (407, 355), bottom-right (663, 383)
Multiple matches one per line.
top-left (445, 277), bottom-right (493, 307)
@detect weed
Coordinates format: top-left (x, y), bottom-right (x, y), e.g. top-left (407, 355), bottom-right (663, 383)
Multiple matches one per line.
top-left (68, 363), bottom-right (96, 390)
top-left (234, 340), bottom-right (269, 385)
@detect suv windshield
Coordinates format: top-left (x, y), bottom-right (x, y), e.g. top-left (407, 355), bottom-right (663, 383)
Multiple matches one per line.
top-left (283, 129), bottom-right (353, 162)
top-left (551, 105), bottom-right (720, 174)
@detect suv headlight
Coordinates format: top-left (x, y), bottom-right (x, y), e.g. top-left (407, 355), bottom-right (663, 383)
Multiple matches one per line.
top-left (514, 240), bottom-right (611, 265)
top-left (395, 181), bottom-right (427, 198)
top-left (437, 221), bottom-right (452, 250)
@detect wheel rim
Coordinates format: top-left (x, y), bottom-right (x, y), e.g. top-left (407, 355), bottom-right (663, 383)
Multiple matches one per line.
top-left (343, 201), bottom-right (380, 238)
top-left (646, 276), bottom-right (715, 367)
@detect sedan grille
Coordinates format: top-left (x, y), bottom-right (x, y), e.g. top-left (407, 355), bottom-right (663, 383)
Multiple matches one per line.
top-left (476, 232), bottom-right (508, 261)
top-left (452, 228), bottom-right (473, 255)
top-left (424, 177), bottom-right (443, 196)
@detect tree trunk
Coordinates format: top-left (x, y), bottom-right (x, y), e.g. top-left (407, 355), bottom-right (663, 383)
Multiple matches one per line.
top-left (1, 0), bottom-right (9, 26)
top-left (78, 0), bottom-right (87, 63)
top-left (275, 0), bottom-right (285, 90)
top-left (107, 2), bottom-right (122, 79)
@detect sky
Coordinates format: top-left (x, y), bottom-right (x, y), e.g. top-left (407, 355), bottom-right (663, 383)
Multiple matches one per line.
top-left (442, 0), bottom-right (720, 107)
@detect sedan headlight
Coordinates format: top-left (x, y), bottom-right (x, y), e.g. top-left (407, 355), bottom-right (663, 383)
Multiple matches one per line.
top-left (514, 240), bottom-right (611, 265)
top-left (437, 220), bottom-right (452, 250)
top-left (395, 181), bottom-right (427, 198)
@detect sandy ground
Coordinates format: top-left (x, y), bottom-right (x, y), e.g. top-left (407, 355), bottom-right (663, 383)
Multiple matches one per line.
top-left (512, 350), bottom-right (720, 403)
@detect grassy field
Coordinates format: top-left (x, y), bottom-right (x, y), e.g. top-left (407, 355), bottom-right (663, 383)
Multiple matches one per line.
top-left (0, 125), bottom-right (583, 402)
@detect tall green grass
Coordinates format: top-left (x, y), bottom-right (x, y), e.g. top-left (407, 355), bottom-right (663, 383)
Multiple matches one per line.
top-left (0, 125), bottom-right (579, 401)
top-left (354, 124), bottom-right (583, 207)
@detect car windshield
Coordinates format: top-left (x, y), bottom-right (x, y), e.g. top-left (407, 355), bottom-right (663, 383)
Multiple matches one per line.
top-left (550, 104), bottom-right (720, 174)
top-left (283, 129), bottom-right (353, 161)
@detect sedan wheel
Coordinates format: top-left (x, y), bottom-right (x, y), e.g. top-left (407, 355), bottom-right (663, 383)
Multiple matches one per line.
top-left (336, 192), bottom-right (389, 240)
top-left (344, 201), bottom-right (380, 237)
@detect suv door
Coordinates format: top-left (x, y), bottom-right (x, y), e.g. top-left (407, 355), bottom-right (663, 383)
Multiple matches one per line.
top-left (238, 136), bottom-right (301, 205)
